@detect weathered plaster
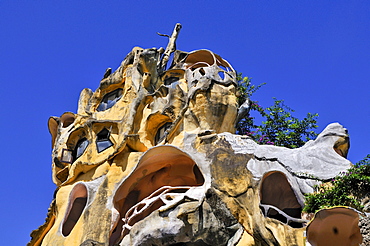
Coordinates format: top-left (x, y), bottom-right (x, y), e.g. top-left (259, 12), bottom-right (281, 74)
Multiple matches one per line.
top-left (29, 25), bottom-right (363, 246)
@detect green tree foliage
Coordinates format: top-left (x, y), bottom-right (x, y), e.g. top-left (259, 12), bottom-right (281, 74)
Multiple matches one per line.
top-left (303, 154), bottom-right (370, 213)
top-left (236, 75), bottom-right (370, 213)
top-left (236, 75), bottom-right (318, 148)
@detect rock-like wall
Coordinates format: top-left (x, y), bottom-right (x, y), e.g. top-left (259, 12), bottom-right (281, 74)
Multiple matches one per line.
top-left (359, 216), bottom-right (370, 246)
top-left (29, 27), bottom-right (363, 246)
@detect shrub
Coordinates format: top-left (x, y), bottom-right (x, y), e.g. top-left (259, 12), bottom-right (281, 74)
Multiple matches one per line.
top-left (303, 154), bottom-right (370, 213)
top-left (236, 75), bottom-right (318, 148)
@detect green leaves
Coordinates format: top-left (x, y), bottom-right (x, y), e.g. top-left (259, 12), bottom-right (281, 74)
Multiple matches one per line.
top-left (236, 76), bottom-right (318, 148)
top-left (303, 155), bottom-right (370, 213)
top-left (236, 74), bottom-right (266, 106)
top-left (236, 75), bottom-right (370, 214)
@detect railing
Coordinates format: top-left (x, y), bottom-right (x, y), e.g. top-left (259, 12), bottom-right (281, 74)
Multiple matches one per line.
top-left (259, 203), bottom-right (309, 226)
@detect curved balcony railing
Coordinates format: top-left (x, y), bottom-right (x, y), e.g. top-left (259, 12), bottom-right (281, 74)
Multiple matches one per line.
top-left (260, 203), bottom-right (309, 227)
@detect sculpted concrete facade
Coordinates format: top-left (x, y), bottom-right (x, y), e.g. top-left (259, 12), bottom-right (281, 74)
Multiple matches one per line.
top-left (29, 25), bottom-right (363, 245)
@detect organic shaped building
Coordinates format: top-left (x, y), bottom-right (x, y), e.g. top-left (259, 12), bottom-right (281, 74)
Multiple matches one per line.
top-left (29, 24), bottom-right (365, 246)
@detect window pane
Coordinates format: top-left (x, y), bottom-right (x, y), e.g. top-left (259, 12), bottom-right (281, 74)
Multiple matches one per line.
top-left (106, 94), bottom-right (116, 102)
top-left (154, 122), bottom-right (172, 145)
top-left (97, 102), bottom-right (107, 112)
top-left (97, 140), bottom-right (113, 153)
top-left (61, 149), bottom-right (73, 163)
top-left (106, 100), bottom-right (116, 110)
top-left (97, 128), bottom-right (110, 140)
top-left (75, 139), bottom-right (89, 159)
top-left (97, 89), bottom-right (123, 112)
top-left (96, 128), bottom-right (113, 153)
top-left (164, 76), bottom-right (179, 85)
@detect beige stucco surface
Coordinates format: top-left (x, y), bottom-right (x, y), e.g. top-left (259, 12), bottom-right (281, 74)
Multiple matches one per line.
top-left (29, 37), bottom-right (359, 245)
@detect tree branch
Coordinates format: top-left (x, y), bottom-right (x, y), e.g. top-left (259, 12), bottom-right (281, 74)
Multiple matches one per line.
top-left (158, 23), bottom-right (182, 72)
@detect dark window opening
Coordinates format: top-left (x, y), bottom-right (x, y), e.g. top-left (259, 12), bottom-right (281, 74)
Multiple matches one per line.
top-left (97, 89), bottom-right (123, 112)
top-left (154, 122), bottom-right (172, 145)
top-left (199, 68), bottom-right (206, 76)
top-left (73, 138), bottom-right (89, 160)
top-left (96, 128), bottom-right (113, 153)
top-left (164, 76), bottom-right (179, 86)
top-left (54, 157), bottom-right (66, 169)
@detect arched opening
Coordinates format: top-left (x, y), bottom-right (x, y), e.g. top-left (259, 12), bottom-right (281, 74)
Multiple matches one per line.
top-left (60, 112), bottom-right (75, 128)
top-left (154, 122), bottom-right (172, 145)
top-left (109, 146), bottom-right (204, 245)
top-left (184, 50), bottom-right (232, 70)
top-left (260, 171), bottom-right (305, 228)
top-left (182, 49), bottom-right (234, 84)
top-left (62, 183), bottom-right (88, 237)
top-left (161, 69), bottom-right (185, 88)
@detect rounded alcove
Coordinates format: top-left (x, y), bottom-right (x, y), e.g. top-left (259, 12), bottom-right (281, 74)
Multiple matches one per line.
top-left (161, 69), bottom-right (185, 88)
top-left (145, 113), bottom-right (172, 146)
top-left (60, 112), bottom-right (75, 128)
top-left (109, 146), bottom-right (205, 245)
top-left (333, 136), bottom-right (350, 158)
top-left (183, 50), bottom-right (234, 83)
top-left (184, 49), bottom-right (232, 71)
top-left (61, 183), bottom-right (88, 237)
top-left (260, 171), bottom-right (305, 228)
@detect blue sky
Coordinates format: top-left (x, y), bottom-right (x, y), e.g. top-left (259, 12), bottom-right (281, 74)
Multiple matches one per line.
top-left (1, 1), bottom-right (369, 245)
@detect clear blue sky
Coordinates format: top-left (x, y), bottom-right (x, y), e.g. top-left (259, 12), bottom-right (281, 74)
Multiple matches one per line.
top-left (1, 1), bottom-right (369, 245)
